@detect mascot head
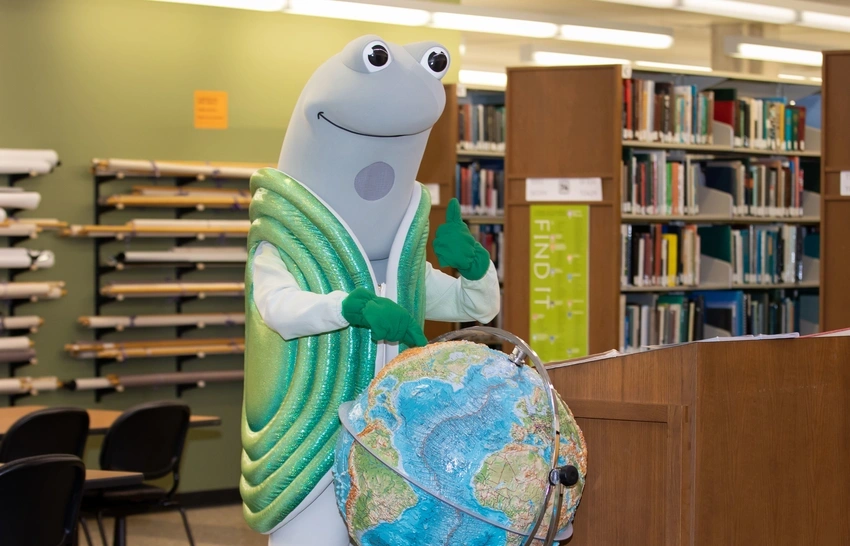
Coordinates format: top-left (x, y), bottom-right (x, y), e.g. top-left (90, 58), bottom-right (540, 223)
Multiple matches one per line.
top-left (277, 35), bottom-right (450, 266)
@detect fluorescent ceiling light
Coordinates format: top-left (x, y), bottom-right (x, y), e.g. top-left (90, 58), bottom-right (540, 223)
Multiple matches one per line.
top-left (560, 24), bottom-right (673, 49)
top-left (593, 0), bottom-right (677, 7)
top-left (287, 0), bottom-right (429, 25)
top-left (810, 76), bottom-right (823, 83)
top-left (150, 0), bottom-right (286, 10)
top-left (459, 69), bottom-right (507, 88)
top-left (778, 73), bottom-right (806, 81)
top-left (680, 0), bottom-right (796, 24)
top-left (431, 11), bottom-right (558, 38)
top-left (726, 37), bottom-right (823, 67)
top-left (634, 60), bottom-right (712, 72)
top-left (532, 51), bottom-right (630, 66)
top-left (799, 11), bottom-right (850, 33)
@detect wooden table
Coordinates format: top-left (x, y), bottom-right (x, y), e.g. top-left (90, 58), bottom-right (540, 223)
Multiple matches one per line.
top-left (83, 469), bottom-right (144, 491)
top-left (0, 405), bottom-right (221, 439)
top-left (0, 463), bottom-right (143, 491)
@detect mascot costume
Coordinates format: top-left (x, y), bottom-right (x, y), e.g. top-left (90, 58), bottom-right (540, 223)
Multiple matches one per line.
top-left (240, 35), bottom-right (502, 545)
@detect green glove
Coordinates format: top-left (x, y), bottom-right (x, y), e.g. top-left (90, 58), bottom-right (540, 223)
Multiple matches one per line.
top-left (433, 198), bottom-right (491, 281)
top-left (342, 288), bottom-right (428, 347)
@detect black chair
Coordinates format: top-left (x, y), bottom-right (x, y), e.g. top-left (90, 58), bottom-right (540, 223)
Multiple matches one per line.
top-left (82, 401), bottom-right (194, 546)
top-left (0, 407), bottom-right (90, 463)
top-left (0, 454), bottom-right (86, 546)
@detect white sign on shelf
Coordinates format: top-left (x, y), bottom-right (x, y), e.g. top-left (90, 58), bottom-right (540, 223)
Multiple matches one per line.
top-left (526, 177), bottom-right (603, 202)
top-left (425, 183), bottom-right (441, 206)
top-left (841, 171), bottom-right (850, 196)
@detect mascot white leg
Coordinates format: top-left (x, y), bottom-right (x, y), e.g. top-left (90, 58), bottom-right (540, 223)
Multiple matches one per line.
top-left (268, 482), bottom-right (350, 546)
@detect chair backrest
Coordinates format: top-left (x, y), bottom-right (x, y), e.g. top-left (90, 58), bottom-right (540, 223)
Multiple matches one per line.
top-left (0, 407), bottom-right (90, 463)
top-left (99, 400), bottom-right (190, 481)
top-left (0, 454), bottom-right (86, 546)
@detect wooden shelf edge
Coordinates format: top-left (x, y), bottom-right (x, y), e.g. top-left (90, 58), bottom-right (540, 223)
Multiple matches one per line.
top-left (621, 282), bottom-right (819, 293)
top-left (462, 215), bottom-right (505, 225)
top-left (622, 140), bottom-right (821, 158)
top-left (622, 214), bottom-right (821, 225)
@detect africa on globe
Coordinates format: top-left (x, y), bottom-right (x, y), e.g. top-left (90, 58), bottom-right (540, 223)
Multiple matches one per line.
top-left (333, 340), bottom-right (588, 546)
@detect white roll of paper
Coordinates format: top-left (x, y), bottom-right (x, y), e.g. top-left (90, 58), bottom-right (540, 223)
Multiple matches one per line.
top-left (0, 282), bottom-right (64, 299)
top-left (80, 313), bottom-right (245, 329)
top-left (118, 247), bottom-right (246, 264)
top-left (0, 336), bottom-right (32, 351)
top-left (0, 248), bottom-right (54, 269)
top-left (0, 192), bottom-right (41, 210)
top-left (0, 378), bottom-right (28, 395)
top-left (0, 316), bottom-right (42, 331)
top-left (70, 377), bottom-right (113, 391)
top-left (0, 149), bottom-right (59, 167)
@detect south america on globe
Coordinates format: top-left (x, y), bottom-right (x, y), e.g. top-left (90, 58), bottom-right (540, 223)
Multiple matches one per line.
top-left (334, 340), bottom-right (588, 545)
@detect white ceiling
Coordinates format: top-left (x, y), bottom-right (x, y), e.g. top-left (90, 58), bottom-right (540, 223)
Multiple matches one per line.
top-left (457, 0), bottom-right (850, 75)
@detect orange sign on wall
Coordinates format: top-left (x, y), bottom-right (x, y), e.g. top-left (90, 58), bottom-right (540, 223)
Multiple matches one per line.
top-left (194, 90), bottom-right (228, 129)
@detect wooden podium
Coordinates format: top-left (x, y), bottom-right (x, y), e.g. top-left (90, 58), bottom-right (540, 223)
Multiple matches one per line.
top-left (551, 337), bottom-right (849, 546)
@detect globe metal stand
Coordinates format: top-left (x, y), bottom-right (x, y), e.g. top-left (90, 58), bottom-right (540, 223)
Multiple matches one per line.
top-left (338, 326), bottom-right (580, 546)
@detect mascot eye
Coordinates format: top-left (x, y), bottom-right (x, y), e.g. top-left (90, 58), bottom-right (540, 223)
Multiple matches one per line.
top-left (421, 47), bottom-right (450, 79)
top-left (363, 41), bottom-right (391, 73)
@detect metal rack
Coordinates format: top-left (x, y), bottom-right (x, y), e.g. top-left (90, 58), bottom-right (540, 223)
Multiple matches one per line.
top-left (1, 164), bottom-right (61, 404)
top-left (87, 161), bottom-right (254, 401)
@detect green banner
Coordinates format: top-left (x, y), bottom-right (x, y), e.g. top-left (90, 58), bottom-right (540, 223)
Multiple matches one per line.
top-left (529, 205), bottom-right (590, 362)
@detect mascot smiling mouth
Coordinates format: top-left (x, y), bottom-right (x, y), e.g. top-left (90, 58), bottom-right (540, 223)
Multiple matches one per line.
top-left (317, 111), bottom-right (428, 139)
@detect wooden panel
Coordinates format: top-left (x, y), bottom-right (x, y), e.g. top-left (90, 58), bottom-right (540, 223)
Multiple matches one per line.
top-left (588, 204), bottom-right (618, 353)
top-left (550, 340), bottom-right (697, 406)
top-left (821, 199), bottom-right (850, 330)
top-left (419, 84), bottom-right (458, 340)
top-left (504, 203), bottom-right (529, 341)
top-left (821, 52), bottom-right (850, 331)
top-left (569, 418), bottom-right (669, 546)
top-left (506, 65), bottom-right (621, 178)
top-left (823, 52), bottom-right (850, 174)
top-left (504, 66), bottom-right (623, 357)
top-left (822, 171), bottom-right (844, 195)
top-left (694, 339), bottom-right (850, 546)
top-left (568, 399), bottom-right (669, 423)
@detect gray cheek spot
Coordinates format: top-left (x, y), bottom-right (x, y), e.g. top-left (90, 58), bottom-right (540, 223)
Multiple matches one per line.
top-left (354, 162), bottom-right (395, 201)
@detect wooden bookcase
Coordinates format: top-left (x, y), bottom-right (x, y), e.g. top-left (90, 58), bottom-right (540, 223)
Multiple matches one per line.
top-left (504, 65), bottom-right (823, 356)
top-left (419, 83), bottom-right (507, 340)
top-left (418, 84), bottom-right (458, 340)
top-left (820, 51), bottom-right (850, 331)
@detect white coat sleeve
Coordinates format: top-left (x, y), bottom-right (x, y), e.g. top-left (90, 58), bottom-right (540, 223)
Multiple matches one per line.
top-left (424, 261), bottom-right (501, 324)
top-left (251, 241), bottom-right (350, 340)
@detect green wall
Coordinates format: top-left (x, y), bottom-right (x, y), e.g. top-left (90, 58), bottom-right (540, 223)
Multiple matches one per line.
top-left (0, 0), bottom-right (459, 492)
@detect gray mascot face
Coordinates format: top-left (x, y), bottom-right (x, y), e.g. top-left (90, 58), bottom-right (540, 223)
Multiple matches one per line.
top-left (278, 35), bottom-right (450, 264)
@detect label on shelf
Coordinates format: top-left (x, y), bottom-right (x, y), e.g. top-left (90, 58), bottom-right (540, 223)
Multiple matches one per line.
top-left (526, 177), bottom-right (602, 202)
top-left (841, 171), bottom-right (850, 196)
top-left (425, 183), bottom-right (440, 206)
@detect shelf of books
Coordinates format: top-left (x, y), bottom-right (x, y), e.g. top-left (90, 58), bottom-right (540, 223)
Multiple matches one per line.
top-left (504, 64), bottom-right (824, 361)
top-left (419, 84), bottom-right (506, 341)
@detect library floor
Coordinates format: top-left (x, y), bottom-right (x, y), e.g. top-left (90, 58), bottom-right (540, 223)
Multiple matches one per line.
top-left (79, 505), bottom-right (265, 546)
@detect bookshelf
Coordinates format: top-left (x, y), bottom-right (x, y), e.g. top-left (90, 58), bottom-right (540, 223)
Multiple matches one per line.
top-left (504, 64), bottom-right (823, 357)
top-left (821, 51), bottom-right (850, 332)
top-left (419, 83), bottom-right (506, 340)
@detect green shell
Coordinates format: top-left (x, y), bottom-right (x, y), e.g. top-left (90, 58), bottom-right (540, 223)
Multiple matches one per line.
top-left (240, 169), bottom-right (430, 533)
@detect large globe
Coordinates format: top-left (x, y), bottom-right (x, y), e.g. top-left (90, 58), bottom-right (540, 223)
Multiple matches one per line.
top-left (333, 340), bottom-right (587, 546)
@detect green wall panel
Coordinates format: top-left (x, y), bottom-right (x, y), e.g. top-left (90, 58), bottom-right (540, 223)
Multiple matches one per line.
top-left (0, 0), bottom-right (459, 493)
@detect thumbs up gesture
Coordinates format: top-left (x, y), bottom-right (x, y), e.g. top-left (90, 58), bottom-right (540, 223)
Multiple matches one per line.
top-left (433, 198), bottom-right (491, 281)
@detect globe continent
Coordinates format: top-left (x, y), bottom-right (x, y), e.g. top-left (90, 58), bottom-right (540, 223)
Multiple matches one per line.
top-left (334, 341), bottom-right (587, 546)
